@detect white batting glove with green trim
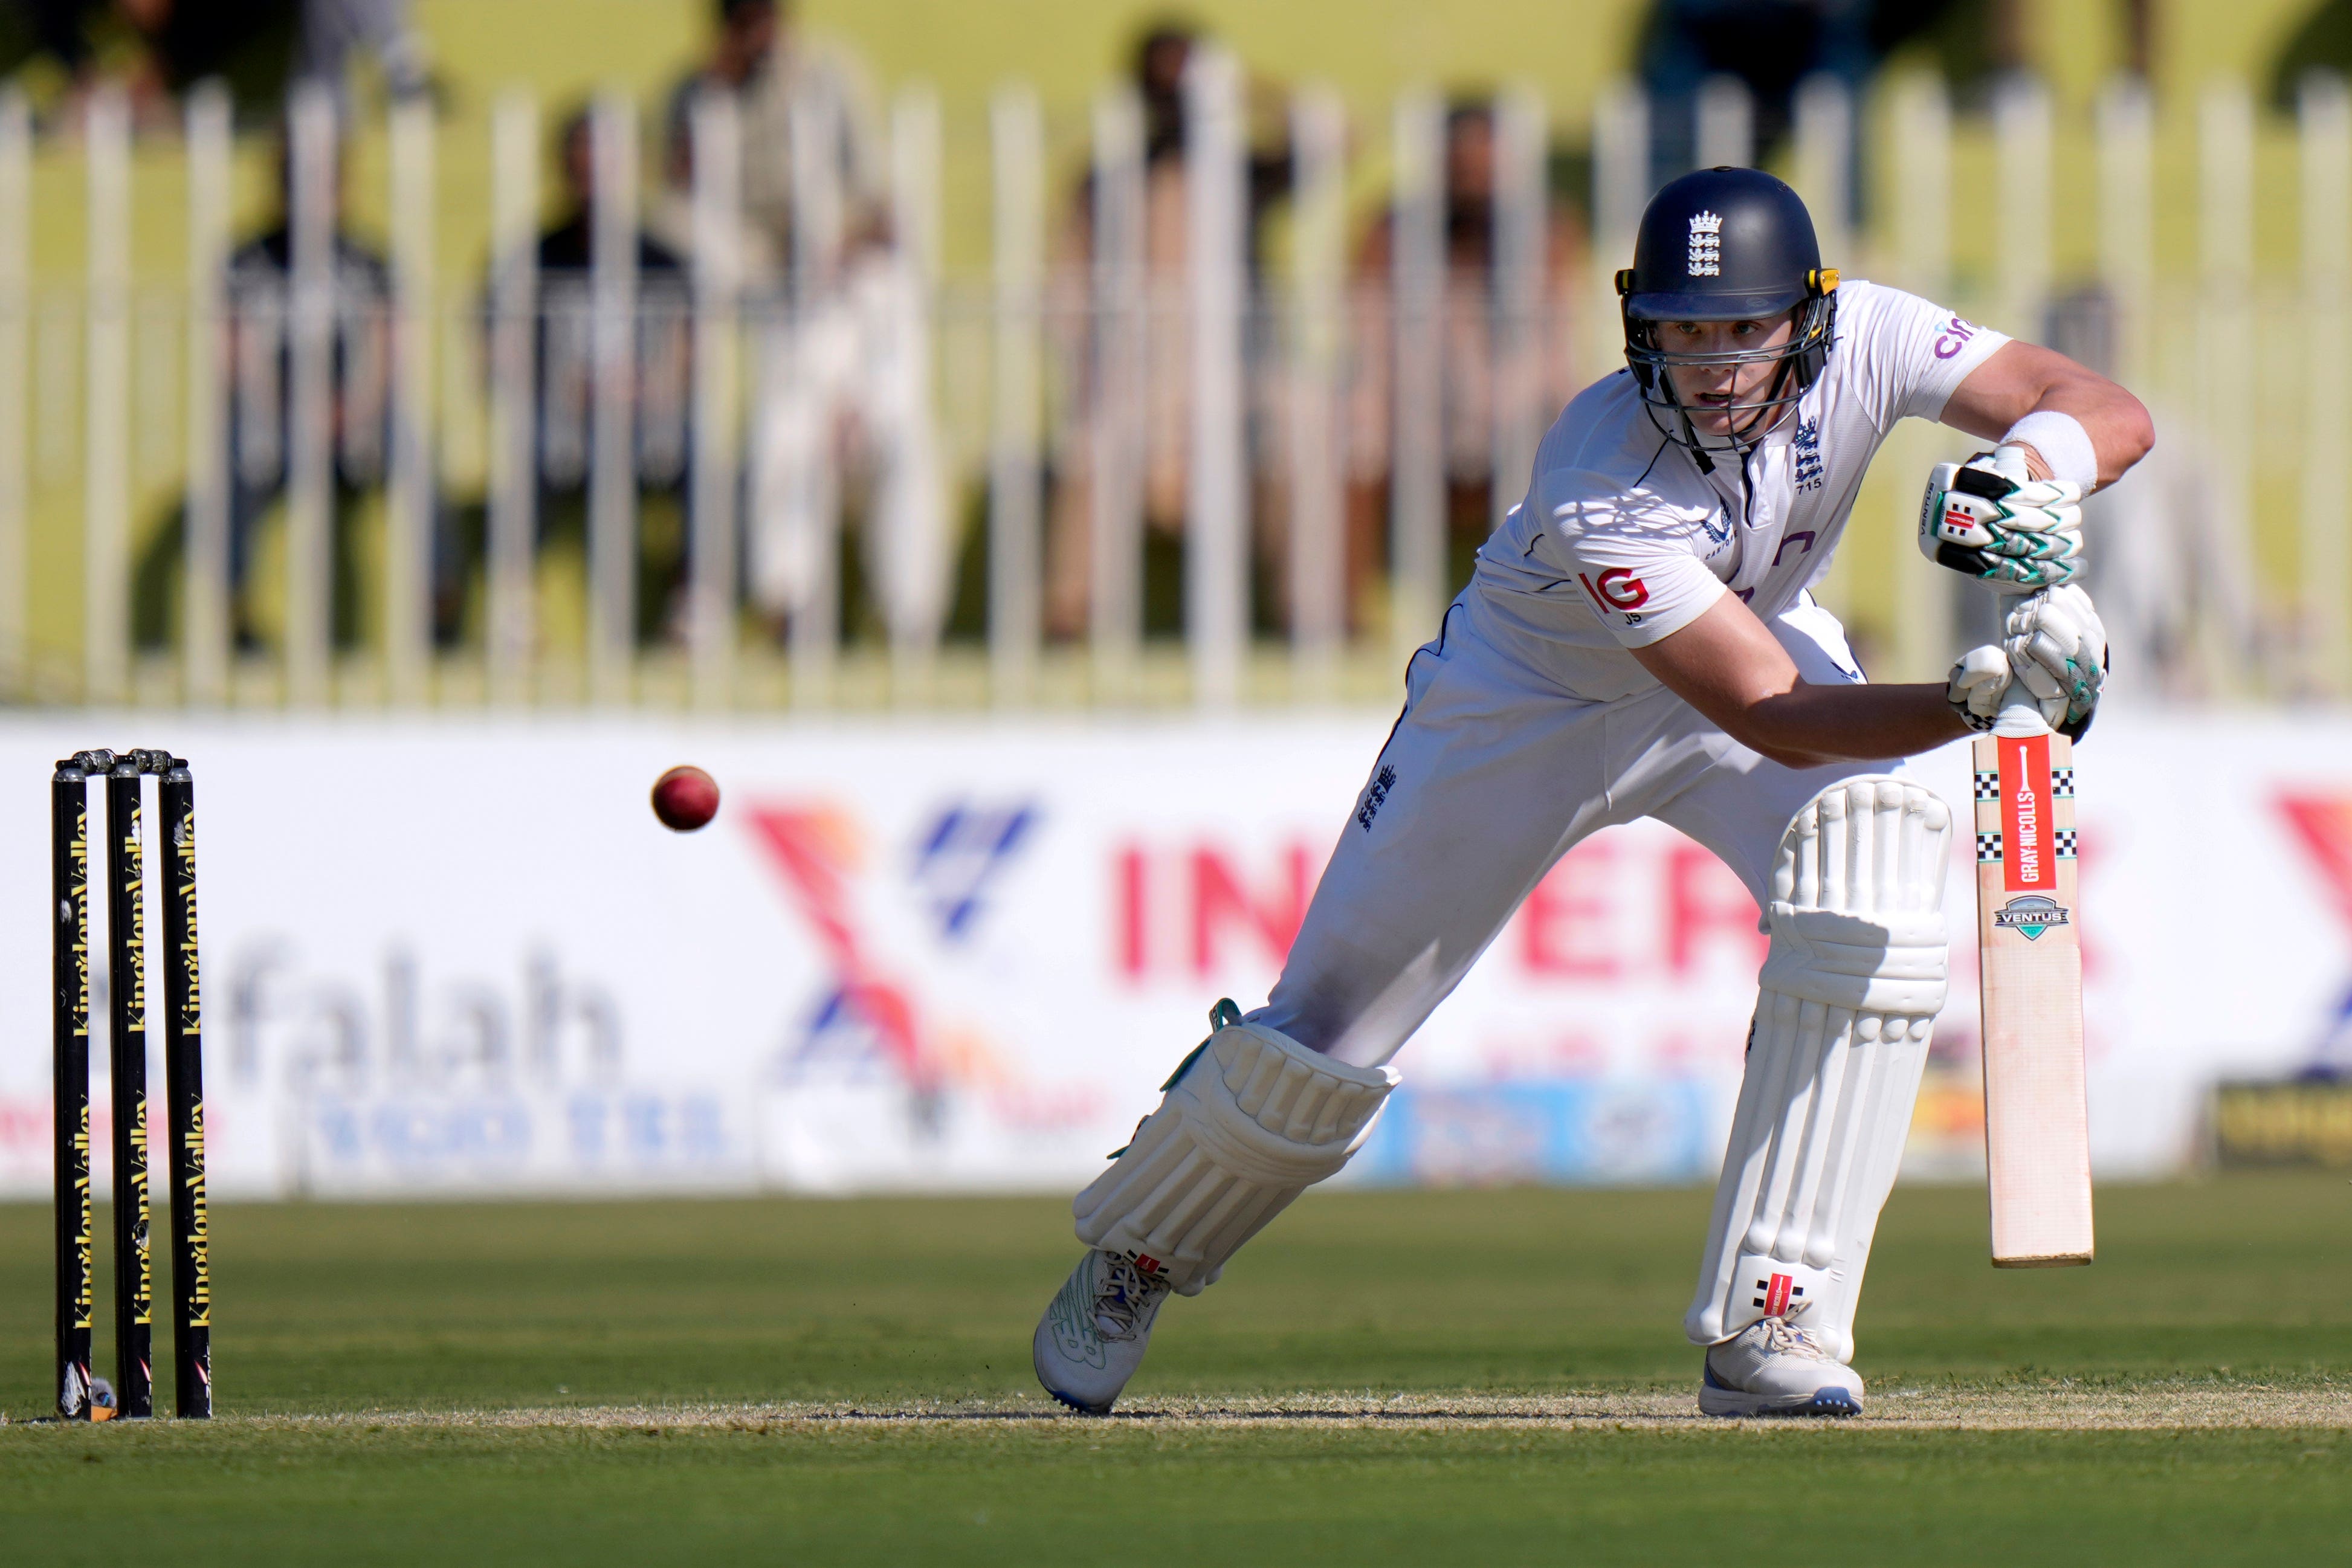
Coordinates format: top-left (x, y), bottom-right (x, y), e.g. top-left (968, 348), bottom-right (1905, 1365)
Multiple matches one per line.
top-left (2004, 584), bottom-right (2108, 740)
top-left (1918, 449), bottom-right (2085, 594)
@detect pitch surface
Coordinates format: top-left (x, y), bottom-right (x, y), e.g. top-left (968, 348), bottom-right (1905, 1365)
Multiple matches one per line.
top-left (2, 1175), bottom-right (2349, 1562)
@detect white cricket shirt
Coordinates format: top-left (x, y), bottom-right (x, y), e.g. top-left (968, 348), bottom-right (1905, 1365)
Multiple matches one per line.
top-left (1473, 280), bottom-right (2008, 700)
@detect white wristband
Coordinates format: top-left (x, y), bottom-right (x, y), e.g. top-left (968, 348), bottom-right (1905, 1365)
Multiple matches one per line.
top-left (1998, 410), bottom-right (2098, 489)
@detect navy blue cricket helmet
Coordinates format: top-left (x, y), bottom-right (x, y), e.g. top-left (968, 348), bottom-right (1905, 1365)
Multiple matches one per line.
top-left (1615, 167), bottom-right (1838, 469)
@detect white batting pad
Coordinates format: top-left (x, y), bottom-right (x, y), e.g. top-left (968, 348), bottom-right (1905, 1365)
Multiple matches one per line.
top-left (1073, 1021), bottom-right (1398, 1295)
top-left (1685, 776), bottom-right (1951, 1363)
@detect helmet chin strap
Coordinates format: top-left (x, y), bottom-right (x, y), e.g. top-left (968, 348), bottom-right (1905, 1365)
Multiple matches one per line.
top-left (1650, 355), bottom-right (1800, 476)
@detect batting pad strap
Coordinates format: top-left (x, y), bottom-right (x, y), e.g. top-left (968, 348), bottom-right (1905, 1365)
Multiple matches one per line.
top-left (1073, 1022), bottom-right (1398, 1295)
top-left (1759, 906), bottom-right (1948, 1016)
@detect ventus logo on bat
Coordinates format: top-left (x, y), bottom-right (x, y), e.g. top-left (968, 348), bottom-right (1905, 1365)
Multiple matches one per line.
top-left (1992, 894), bottom-right (2070, 941)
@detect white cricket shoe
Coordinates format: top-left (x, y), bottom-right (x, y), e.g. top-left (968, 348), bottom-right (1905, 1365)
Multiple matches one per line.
top-left (1698, 1314), bottom-right (1865, 1418)
top-left (1032, 1248), bottom-right (1172, 1415)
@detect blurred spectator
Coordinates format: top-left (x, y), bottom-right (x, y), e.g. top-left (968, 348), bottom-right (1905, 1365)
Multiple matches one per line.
top-left (13, 0), bottom-right (423, 129)
top-left (11, 0), bottom-right (105, 84)
top-left (651, 0), bottom-right (782, 283)
top-left (1639, 0), bottom-right (1873, 179)
top-left (1042, 24), bottom-right (1195, 641)
top-left (111, 0), bottom-right (300, 126)
top-left (2274, 0), bottom-right (2352, 106)
top-left (0, 0), bottom-right (262, 129)
top-left (1041, 23), bottom-right (1293, 641)
top-left (1343, 101), bottom-right (1582, 624)
top-left (537, 106), bottom-right (692, 286)
top-left (1132, 22), bottom-right (1295, 246)
top-left (291, 0), bottom-right (430, 106)
top-left (648, 4), bottom-right (929, 649)
top-left (657, 0), bottom-right (880, 293)
top-left (134, 126), bottom-right (390, 651)
top-left (1637, 1), bottom-right (2025, 185)
top-left (1136, 22), bottom-right (1187, 161)
top-left (489, 106), bottom-right (695, 647)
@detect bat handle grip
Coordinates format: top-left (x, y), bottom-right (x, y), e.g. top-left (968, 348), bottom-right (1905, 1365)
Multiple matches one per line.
top-left (1992, 682), bottom-right (2051, 738)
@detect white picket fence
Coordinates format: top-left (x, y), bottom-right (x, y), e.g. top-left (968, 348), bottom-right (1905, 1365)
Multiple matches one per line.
top-left (0, 62), bottom-right (2345, 708)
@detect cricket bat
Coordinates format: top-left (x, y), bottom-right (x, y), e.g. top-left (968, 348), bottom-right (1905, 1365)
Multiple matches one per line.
top-left (1973, 687), bottom-right (2094, 1267)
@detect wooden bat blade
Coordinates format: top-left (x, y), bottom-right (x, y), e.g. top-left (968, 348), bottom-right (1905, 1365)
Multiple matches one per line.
top-left (1974, 719), bottom-right (2093, 1267)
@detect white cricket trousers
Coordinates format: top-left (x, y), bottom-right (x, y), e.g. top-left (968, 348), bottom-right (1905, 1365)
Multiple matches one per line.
top-left (1254, 587), bottom-right (1914, 1070)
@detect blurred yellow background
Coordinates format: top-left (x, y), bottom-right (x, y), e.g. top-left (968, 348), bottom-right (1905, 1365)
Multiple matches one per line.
top-left (4, 0), bottom-right (2342, 695)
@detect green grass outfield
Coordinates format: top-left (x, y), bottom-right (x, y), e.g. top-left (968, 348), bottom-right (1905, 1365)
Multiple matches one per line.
top-left (2, 1175), bottom-right (2350, 1564)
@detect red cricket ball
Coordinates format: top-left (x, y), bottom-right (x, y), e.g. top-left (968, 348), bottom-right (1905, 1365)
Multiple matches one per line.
top-left (651, 764), bottom-right (720, 832)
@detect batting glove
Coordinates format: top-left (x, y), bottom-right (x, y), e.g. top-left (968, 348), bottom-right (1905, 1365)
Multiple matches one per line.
top-left (1945, 644), bottom-right (2011, 732)
top-left (1917, 451), bottom-right (2085, 594)
top-left (2004, 584), bottom-right (2108, 740)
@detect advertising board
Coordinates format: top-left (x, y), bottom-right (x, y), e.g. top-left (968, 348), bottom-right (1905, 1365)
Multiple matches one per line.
top-left (0, 709), bottom-right (2339, 1199)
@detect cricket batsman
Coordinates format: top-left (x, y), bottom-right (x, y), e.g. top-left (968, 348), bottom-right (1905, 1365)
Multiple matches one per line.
top-left (1033, 166), bottom-right (2153, 1416)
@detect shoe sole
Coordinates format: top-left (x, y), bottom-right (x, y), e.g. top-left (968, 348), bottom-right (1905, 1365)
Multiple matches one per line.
top-left (1698, 1384), bottom-right (1862, 1418)
top-left (1041, 1384), bottom-right (1110, 1415)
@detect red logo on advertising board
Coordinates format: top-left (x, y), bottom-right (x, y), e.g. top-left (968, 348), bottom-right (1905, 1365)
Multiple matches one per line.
top-left (2278, 795), bottom-right (2352, 929)
top-left (2275, 793), bottom-right (2352, 1060)
top-left (2000, 734), bottom-right (2053, 892)
top-left (1116, 842), bottom-right (1313, 979)
top-left (1577, 567), bottom-right (1649, 612)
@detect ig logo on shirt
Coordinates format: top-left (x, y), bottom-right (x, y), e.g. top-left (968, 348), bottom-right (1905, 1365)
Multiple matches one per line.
top-left (1578, 568), bottom-right (1650, 623)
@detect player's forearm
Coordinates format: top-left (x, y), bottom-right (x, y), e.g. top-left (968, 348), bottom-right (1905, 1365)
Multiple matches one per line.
top-left (1631, 598), bottom-right (1970, 767)
top-left (1943, 341), bottom-right (2154, 492)
top-left (1734, 683), bottom-right (1968, 768)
